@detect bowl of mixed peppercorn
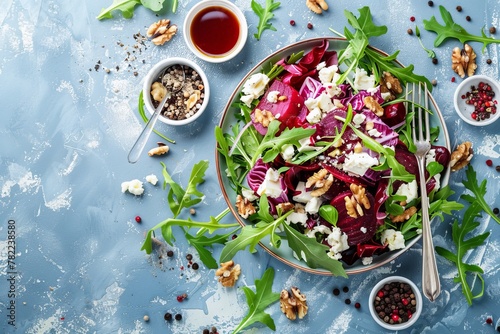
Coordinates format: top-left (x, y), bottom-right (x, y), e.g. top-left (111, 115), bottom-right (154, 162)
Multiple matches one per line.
top-left (368, 276), bottom-right (423, 330)
top-left (454, 75), bottom-right (500, 126)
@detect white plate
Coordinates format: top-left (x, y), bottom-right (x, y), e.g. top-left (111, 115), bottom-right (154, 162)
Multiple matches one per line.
top-left (216, 37), bottom-right (451, 275)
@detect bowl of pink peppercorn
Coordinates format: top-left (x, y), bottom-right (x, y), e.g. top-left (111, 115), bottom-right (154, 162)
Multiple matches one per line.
top-left (454, 75), bottom-right (500, 126)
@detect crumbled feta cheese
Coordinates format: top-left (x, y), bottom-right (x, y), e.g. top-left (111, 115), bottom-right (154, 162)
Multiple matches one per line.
top-left (352, 113), bottom-right (366, 126)
top-left (306, 107), bottom-right (322, 124)
top-left (360, 227), bottom-right (367, 234)
top-left (292, 182), bottom-right (313, 203)
top-left (316, 61), bottom-right (326, 70)
top-left (306, 225), bottom-right (332, 238)
top-left (317, 92), bottom-right (334, 113)
top-left (240, 73), bottom-right (270, 107)
top-left (121, 179), bottom-right (144, 196)
top-left (425, 149), bottom-right (436, 164)
top-left (353, 68), bottom-right (375, 91)
top-left (342, 152), bottom-right (379, 176)
top-left (395, 180), bottom-right (418, 203)
top-left (326, 227), bottom-right (349, 259)
top-left (267, 90), bottom-right (280, 103)
top-left (297, 137), bottom-right (318, 153)
top-left (368, 128), bottom-right (382, 137)
top-left (256, 168), bottom-right (283, 198)
top-left (281, 144), bottom-right (295, 162)
top-left (318, 65), bottom-right (339, 84)
top-left (362, 257), bottom-right (373, 265)
top-left (305, 197), bottom-right (322, 214)
top-left (286, 210), bottom-right (308, 227)
top-left (380, 229), bottom-right (405, 251)
top-left (242, 188), bottom-right (258, 202)
top-left (324, 83), bottom-right (342, 98)
top-left (145, 174), bottom-right (158, 185)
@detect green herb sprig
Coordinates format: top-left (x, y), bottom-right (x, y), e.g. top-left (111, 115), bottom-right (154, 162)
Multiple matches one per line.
top-left (97, 0), bottom-right (176, 20)
top-left (423, 5), bottom-right (500, 52)
top-left (415, 26), bottom-right (436, 59)
top-left (461, 165), bottom-right (500, 224)
top-left (251, 0), bottom-right (281, 41)
top-left (138, 92), bottom-right (175, 144)
top-left (435, 201), bottom-right (489, 305)
top-left (232, 267), bottom-right (280, 334)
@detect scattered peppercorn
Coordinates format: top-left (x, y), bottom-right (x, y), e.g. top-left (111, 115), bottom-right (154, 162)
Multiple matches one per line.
top-left (345, 298), bottom-right (351, 305)
top-left (175, 313), bottom-right (182, 321)
top-left (486, 159), bottom-right (493, 166)
top-left (428, 1), bottom-right (434, 6)
top-left (496, 166), bottom-right (500, 172)
top-left (466, 16), bottom-right (471, 21)
top-left (493, 208), bottom-right (499, 215)
top-left (490, 27), bottom-right (497, 34)
top-left (307, 22), bottom-right (313, 29)
top-left (407, 28), bottom-right (413, 35)
top-left (135, 216), bottom-right (142, 223)
top-left (487, 59), bottom-right (492, 65)
top-left (167, 250), bottom-right (174, 257)
top-left (164, 312), bottom-right (172, 321)
top-left (143, 315), bottom-right (150, 322)
top-left (410, 16), bottom-right (415, 22)
top-left (177, 293), bottom-right (188, 302)
top-left (333, 288), bottom-right (340, 296)
top-left (203, 329), bottom-right (210, 334)
top-left (192, 262), bottom-right (199, 270)
top-left (189, 208), bottom-right (196, 215)
top-left (432, 79), bottom-right (438, 86)
top-left (432, 58), bottom-right (438, 65)
top-left (232, 234), bottom-right (238, 240)
top-left (186, 254), bottom-right (193, 261)
top-left (496, 325), bottom-right (500, 332)
top-left (343, 286), bottom-right (349, 293)
top-left (456, 6), bottom-right (462, 12)
top-left (486, 317), bottom-right (494, 324)
top-left (290, 20), bottom-right (296, 26)
top-left (451, 77), bottom-right (456, 82)
top-left (211, 326), bottom-right (218, 333)
top-left (355, 302), bottom-right (361, 309)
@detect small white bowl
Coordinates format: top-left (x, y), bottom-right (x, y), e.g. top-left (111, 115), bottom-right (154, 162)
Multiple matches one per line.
top-left (368, 276), bottom-right (423, 331)
top-left (183, 0), bottom-right (248, 63)
top-left (142, 57), bottom-right (210, 126)
top-left (453, 75), bottom-right (500, 126)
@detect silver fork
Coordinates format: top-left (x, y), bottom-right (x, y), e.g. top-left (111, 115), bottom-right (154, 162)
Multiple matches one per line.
top-left (409, 82), bottom-right (441, 302)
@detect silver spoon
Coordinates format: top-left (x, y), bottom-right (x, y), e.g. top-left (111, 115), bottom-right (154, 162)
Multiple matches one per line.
top-left (128, 65), bottom-right (184, 163)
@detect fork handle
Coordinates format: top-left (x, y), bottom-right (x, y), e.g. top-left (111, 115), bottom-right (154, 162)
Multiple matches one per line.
top-left (418, 160), bottom-right (441, 301)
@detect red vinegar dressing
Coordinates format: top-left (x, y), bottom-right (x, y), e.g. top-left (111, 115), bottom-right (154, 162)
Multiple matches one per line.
top-left (191, 6), bottom-right (240, 57)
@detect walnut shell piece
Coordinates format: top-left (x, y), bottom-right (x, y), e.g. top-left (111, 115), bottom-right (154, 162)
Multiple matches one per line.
top-left (364, 96), bottom-right (384, 117)
top-left (215, 260), bottom-right (241, 287)
top-left (147, 19), bottom-right (178, 46)
top-left (450, 141), bottom-right (473, 171)
top-left (306, 0), bottom-right (328, 14)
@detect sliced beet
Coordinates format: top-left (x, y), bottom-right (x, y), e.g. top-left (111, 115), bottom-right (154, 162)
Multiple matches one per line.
top-left (330, 191), bottom-right (377, 246)
top-left (251, 80), bottom-right (306, 135)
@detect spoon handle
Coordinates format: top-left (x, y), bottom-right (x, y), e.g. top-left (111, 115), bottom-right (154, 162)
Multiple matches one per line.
top-left (128, 92), bottom-right (170, 163)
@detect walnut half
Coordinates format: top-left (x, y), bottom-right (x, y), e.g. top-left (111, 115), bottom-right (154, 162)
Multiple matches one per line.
top-left (306, 0), bottom-right (328, 14)
top-left (451, 44), bottom-right (477, 78)
top-left (215, 260), bottom-right (241, 287)
top-left (280, 287), bottom-right (308, 320)
top-left (450, 141), bottom-right (473, 171)
top-left (236, 194), bottom-right (256, 219)
top-left (147, 19), bottom-right (178, 46)
top-left (306, 169), bottom-right (334, 197)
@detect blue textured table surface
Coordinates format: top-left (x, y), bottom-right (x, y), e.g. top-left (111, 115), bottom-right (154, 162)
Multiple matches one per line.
top-left (1, 0), bottom-right (500, 333)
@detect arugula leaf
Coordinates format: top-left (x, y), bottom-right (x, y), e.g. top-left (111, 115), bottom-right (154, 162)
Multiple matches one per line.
top-left (162, 160), bottom-right (208, 218)
top-left (251, 0), bottom-right (281, 40)
top-left (282, 223), bottom-right (347, 277)
top-left (423, 5), bottom-right (500, 52)
top-left (233, 267), bottom-right (280, 333)
top-left (461, 165), bottom-right (500, 224)
top-left (185, 227), bottom-right (240, 269)
top-left (426, 161), bottom-right (444, 180)
top-left (415, 26), bottom-right (436, 59)
top-left (435, 201), bottom-right (489, 305)
top-left (138, 91), bottom-right (175, 144)
top-left (97, 0), bottom-right (169, 20)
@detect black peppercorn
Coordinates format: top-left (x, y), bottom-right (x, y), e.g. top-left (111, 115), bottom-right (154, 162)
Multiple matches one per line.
top-left (307, 22), bottom-right (313, 29)
top-left (186, 253), bottom-right (193, 261)
top-left (407, 28), bottom-right (413, 35)
top-left (487, 59), bottom-right (492, 64)
top-left (496, 165), bottom-right (500, 172)
top-left (167, 250), bottom-right (174, 257)
top-left (164, 312), bottom-right (172, 321)
top-left (428, 1), bottom-right (434, 6)
top-left (192, 262), bottom-right (199, 270)
top-left (456, 6), bottom-right (462, 12)
top-left (203, 329), bottom-right (210, 334)
top-left (490, 26), bottom-right (497, 34)
top-left (175, 313), bottom-right (182, 321)
top-left (466, 15), bottom-right (471, 21)
top-left (345, 298), bottom-right (351, 305)
top-left (343, 286), bottom-right (349, 293)
top-left (432, 58), bottom-right (438, 65)
top-left (493, 208), bottom-right (499, 215)
top-left (333, 288), bottom-right (340, 296)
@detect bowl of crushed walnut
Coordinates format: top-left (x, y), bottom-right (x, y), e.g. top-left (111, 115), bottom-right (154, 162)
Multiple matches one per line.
top-left (143, 57), bottom-right (210, 126)
top-left (453, 74), bottom-right (500, 126)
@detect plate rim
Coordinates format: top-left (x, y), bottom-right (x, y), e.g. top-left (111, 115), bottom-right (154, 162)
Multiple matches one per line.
top-left (215, 37), bottom-right (451, 276)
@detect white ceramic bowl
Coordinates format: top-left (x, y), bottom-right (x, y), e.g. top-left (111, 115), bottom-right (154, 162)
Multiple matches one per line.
top-left (368, 276), bottom-right (423, 331)
top-left (143, 57), bottom-right (210, 126)
top-left (453, 74), bottom-right (500, 126)
top-left (183, 0), bottom-right (248, 63)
